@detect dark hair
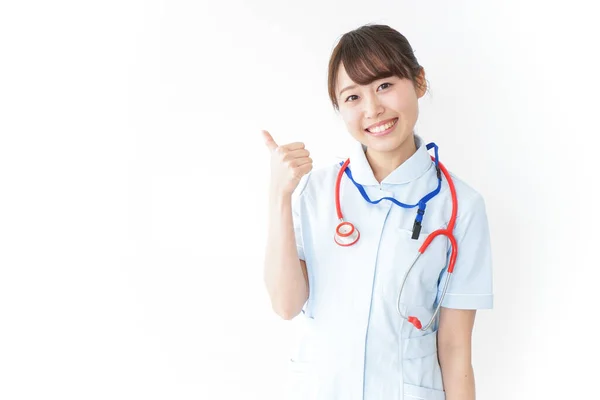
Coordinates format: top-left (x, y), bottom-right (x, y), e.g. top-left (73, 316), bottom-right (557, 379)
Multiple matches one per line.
top-left (327, 24), bottom-right (426, 111)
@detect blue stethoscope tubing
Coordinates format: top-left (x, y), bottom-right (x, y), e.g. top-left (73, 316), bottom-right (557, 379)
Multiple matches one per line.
top-left (333, 143), bottom-right (459, 331)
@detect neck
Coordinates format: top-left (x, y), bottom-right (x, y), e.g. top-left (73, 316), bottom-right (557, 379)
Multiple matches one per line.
top-left (365, 136), bottom-right (417, 182)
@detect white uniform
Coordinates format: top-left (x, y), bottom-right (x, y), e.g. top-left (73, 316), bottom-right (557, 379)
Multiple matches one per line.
top-left (285, 134), bottom-right (493, 400)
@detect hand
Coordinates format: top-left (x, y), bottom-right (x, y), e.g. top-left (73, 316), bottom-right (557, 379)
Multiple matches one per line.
top-left (262, 130), bottom-right (313, 196)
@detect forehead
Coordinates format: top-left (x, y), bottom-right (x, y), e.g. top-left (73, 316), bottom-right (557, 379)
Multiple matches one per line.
top-left (336, 63), bottom-right (354, 88)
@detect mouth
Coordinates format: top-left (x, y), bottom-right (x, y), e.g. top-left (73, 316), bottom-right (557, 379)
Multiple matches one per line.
top-left (365, 118), bottom-right (398, 137)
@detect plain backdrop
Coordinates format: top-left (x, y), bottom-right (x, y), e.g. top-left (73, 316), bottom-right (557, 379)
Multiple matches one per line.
top-left (1, 1), bottom-right (599, 399)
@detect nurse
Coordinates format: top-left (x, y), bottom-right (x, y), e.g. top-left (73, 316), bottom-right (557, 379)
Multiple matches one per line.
top-left (262, 24), bottom-right (493, 400)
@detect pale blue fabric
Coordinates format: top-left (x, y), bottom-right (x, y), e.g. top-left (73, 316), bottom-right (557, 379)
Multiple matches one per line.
top-left (285, 135), bottom-right (493, 400)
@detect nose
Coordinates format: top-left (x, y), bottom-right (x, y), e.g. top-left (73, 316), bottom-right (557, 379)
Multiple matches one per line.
top-left (363, 94), bottom-right (384, 119)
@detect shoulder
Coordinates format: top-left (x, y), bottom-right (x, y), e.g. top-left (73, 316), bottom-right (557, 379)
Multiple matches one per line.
top-left (441, 168), bottom-right (489, 230)
top-left (446, 170), bottom-right (486, 207)
top-left (292, 159), bottom-right (344, 203)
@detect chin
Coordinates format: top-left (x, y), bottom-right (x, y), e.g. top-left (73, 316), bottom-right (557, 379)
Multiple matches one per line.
top-left (368, 142), bottom-right (401, 153)
top-left (362, 134), bottom-right (404, 153)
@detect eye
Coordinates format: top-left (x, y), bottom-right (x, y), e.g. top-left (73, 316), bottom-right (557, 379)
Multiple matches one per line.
top-left (378, 82), bottom-right (392, 90)
top-left (345, 95), bottom-right (358, 102)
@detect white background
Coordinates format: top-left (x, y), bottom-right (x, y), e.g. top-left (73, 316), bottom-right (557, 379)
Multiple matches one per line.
top-left (1, 1), bottom-right (598, 399)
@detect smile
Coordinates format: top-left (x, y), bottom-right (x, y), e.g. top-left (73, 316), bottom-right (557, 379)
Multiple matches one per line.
top-left (365, 118), bottom-right (398, 136)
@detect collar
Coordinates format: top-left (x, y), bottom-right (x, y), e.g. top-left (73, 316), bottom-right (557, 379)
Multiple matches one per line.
top-left (348, 134), bottom-right (433, 185)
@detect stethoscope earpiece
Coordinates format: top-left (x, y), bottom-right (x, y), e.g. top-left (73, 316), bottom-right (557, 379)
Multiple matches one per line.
top-left (407, 316), bottom-right (422, 330)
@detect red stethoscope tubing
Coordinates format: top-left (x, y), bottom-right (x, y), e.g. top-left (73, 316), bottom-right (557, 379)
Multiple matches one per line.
top-left (333, 158), bottom-right (361, 246)
top-left (335, 157), bottom-right (457, 261)
top-left (335, 158), bottom-right (351, 220)
top-left (419, 156), bottom-right (458, 273)
top-left (334, 156), bottom-right (459, 331)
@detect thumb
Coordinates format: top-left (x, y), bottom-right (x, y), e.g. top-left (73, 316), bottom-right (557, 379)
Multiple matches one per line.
top-left (261, 130), bottom-right (278, 152)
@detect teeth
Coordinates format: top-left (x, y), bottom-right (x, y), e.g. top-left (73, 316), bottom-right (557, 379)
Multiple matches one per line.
top-left (368, 119), bottom-right (396, 133)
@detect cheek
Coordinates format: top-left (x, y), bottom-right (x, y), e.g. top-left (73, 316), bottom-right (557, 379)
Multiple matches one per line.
top-left (388, 96), bottom-right (416, 113)
top-left (341, 111), bottom-right (361, 130)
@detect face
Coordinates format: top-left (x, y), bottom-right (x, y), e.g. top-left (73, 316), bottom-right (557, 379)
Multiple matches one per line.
top-left (335, 63), bottom-right (426, 155)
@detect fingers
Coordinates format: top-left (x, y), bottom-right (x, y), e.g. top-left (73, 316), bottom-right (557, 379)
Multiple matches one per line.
top-left (279, 142), bottom-right (305, 151)
top-left (262, 130), bottom-right (313, 195)
top-left (262, 130), bottom-right (306, 153)
top-left (275, 148), bottom-right (312, 165)
top-left (262, 130), bottom-right (278, 152)
top-left (261, 130), bottom-right (312, 183)
top-left (287, 156), bottom-right (313, 168)
top-left (294, 163), bottom-right (313, 179)
top-left (281, 148), bottom-right (310, 159)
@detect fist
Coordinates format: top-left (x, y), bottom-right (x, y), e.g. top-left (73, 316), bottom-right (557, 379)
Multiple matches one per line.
top-left (262, 130), bottom-right (313, 196)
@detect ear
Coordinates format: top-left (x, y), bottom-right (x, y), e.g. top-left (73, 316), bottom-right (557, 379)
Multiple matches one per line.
top-left (415, 67), bottom-right (427, 98)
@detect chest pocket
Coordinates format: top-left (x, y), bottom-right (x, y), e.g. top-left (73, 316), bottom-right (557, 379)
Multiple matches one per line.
top-left (379, 228), bottom-right (450, 310)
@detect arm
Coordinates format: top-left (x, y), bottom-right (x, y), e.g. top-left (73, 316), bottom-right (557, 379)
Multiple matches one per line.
top-left (437, 307), bottom-right (477, 400)
top-left (263, 192), bottom-right (309, 320)
top-left (261, 130), bottom-right (312, 321)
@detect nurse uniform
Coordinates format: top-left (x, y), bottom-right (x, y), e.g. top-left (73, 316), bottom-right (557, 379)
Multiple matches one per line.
top-left (285, 134), bottom-right (493, 400)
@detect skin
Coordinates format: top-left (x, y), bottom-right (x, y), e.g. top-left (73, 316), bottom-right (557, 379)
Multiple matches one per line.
top-left (335, 62), bottom-right (424, 182)
top-left (335, 62), bottom-right (478, 399)
top-left (261, 130), bottom-right (312, 320)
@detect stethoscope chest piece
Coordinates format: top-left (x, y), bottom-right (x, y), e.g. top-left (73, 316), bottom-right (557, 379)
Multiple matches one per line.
top-left (334, 145), bottom-right (459, 331)
top-left (334, 221), bottom-right (360, 246)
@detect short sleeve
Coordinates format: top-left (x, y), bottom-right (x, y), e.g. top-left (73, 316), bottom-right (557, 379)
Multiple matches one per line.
top-left (291, 173), bottom-right (311, 261)
top-left (437, 193), bottom-right (494, 309)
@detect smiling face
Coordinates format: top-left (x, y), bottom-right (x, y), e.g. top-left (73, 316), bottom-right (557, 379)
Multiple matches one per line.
top-left (335, 62), bottom-right (426, 156)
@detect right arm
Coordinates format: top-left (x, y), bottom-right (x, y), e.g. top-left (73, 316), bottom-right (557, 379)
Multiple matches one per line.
top-left (261, 130), bottom-right (313, 320)
top-left (263, 191), bottom-right (309, 320)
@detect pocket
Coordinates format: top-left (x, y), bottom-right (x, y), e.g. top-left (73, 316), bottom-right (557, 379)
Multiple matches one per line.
top-left (403, 383), bottom-right (446, 400)
top-left (285, 314), bottom-right (318, 400)
top-left (381, 228), bottom-right (449, 308)
top-left (401, 330), bottom-right (445, 396)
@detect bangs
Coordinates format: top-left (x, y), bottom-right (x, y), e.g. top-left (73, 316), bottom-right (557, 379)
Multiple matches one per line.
top-left (339, 34), bottom-right (413, 86)
top-left (327, 24), bottom-right (422, 110)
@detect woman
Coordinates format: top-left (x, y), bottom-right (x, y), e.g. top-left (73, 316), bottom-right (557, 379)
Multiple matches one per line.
top-left (262, 24), bottom-right (493, 400)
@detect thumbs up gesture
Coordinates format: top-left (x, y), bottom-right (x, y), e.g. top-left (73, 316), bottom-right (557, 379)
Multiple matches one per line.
top-left (262, 130), bottom-right (313, 196)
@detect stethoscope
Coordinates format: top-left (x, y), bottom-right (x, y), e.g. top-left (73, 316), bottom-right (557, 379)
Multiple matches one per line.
top-left (333, 143), bottom-right (458, 331)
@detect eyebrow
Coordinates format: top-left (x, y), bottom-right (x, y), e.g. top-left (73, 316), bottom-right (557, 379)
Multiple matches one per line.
top-left (338, 84), bottom-right (358, 98)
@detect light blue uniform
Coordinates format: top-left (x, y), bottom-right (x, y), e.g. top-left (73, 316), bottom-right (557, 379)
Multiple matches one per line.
top-left (285, 135), bottom-right (493, 400)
